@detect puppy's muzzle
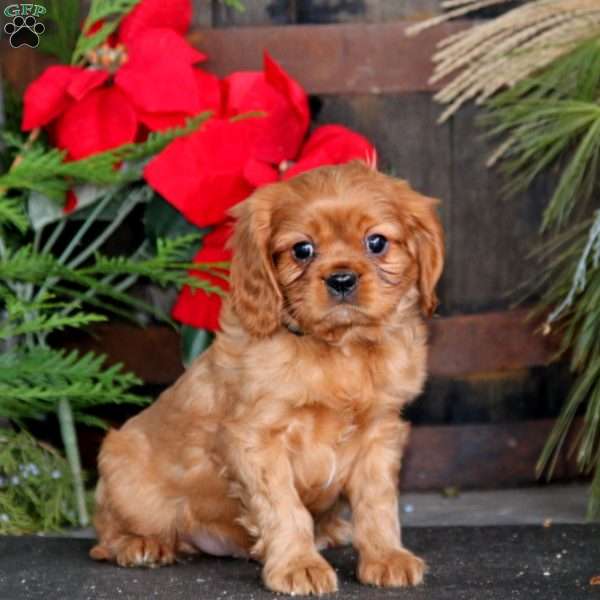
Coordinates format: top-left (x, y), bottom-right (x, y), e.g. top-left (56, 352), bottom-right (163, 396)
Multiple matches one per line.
top-left (325, 271), bottom-right (358, 299)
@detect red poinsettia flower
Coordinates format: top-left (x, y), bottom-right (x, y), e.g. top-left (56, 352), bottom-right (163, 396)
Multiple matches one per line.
top-left (145, 53), bottom-right (309, 227)
top-left (145, 117), bottom-right (264, 227)
top-left (222, 52), bottom-right (310, 165)
top-left (172, 222), bottom-right (233, 331)
top-left (169, 125), bottom-right (376, 331)
top-left (283, 125), bottom-right (377, 180)
top-left (22, 0), bottom-right (220, 162)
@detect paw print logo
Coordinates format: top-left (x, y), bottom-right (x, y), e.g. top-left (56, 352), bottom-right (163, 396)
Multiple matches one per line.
top-left (4, 15), bottom-right (45, 48)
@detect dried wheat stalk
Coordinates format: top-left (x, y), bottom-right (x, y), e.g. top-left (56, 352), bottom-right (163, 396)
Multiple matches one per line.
top-left (407, 0), bottom-right (600, 121)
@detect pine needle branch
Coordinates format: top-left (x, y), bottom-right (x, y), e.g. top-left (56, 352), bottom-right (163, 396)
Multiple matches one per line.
top-left (0, 347), bottom-right (146, 425)
top-left (72, 0), bottom-right (140, 65)
top-left (0, 114), bottom-right (211, 202)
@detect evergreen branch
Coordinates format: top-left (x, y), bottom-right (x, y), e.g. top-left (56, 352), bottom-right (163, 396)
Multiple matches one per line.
top-left (534, 216), bottom-right (600, 518)
top-left (72, 0), bottom-right (140, 65)
top-left (52, 269), bottom-right (173, 323)
top-left (0, 347), bottom-right (146, 423)
top-left (0, 292), bottom-right (105, 341)
top-left (37, 0), bottom-right (81, 63)
top-left (0, 234), bottom-right (226, 330)
top-left (470, 28), bottom-right (600, 517)
top-left (0, 115), bottom-right (211, 202)
top-left (0, 311), bottom-right (104, 341)
top-left (50, 284), bottom-right (142, 323)
top-left (407, 0), bottom-right (600, 121)
top-left (483, 42), bottom-right (600, 232)
top-left (0, 195), bottom-right (28, 233)
top-left (83, 234), bottom-right (227, 291)
top-left (0, 146), bottom-right (69, 201)
top-left (0, 244), bottom-right (58, 282)
top-left (114, 113), bottom-right (212, 164)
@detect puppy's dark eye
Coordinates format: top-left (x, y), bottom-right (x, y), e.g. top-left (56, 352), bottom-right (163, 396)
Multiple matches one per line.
top-left (292, 241), bottom-right (315, 261)
top-left (365, 233), bottom-right (388, 255)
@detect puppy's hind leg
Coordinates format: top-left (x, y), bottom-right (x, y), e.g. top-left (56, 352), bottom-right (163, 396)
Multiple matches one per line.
top-left (315, 500), bottom-right (353, 551)
top-left (90, 428), bottom-right (180, 568)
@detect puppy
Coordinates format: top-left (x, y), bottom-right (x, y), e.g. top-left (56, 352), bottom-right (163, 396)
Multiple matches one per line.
top-left (91, 161), bottom-right (444, 595)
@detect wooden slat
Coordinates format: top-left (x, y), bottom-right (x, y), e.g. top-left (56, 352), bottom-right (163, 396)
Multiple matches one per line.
top-left (409, 366), bottom-right (570, 425)
top-left (401, 418), bottom-right (582, 491)
top-left (428, 308), bottom-right (558, 377)
top-left (76, 416), bottom-right (583, 489)
top-left (444, 104), bottom-right (547, 314)
top-left (60, 325), bottom-right (185, 386)
top-left (58, 309), bottom-right (558, 385)
top-left (0, 20), bottom-right (470, 95)
top-left (191, 21), bottom-right (467, 94)
top-left (315, 94), bottom-right (451, 197)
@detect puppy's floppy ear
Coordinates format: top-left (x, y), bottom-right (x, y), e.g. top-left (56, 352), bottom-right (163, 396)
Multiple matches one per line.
top-left (229, 190), bottom-right (282, 337)
top-left (396, 183), bottom-right (445, 317)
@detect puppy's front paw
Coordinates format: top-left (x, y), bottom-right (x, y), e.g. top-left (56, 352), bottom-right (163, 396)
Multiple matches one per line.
top-left (111, 535), bottom-right (176, 568)
top-left (264, 554), bottom-right (338, 596)
top-left (358, 549), bottom-right (425, 587)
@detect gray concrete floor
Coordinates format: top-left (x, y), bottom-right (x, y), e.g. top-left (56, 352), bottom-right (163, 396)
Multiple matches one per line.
top-left (399, 483), bottom-right (590, 527)
top-left (60, 483), bottom-right (591, 540)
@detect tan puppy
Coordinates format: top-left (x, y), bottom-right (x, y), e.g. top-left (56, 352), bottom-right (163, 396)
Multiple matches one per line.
top-left (91, 161), bottom-right (444, 595)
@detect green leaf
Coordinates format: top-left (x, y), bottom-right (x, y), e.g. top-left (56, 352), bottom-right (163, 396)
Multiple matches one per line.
top-left (0, 292), bottom-right (106, 341)
top-left (181, 326), bottom-right (214, 367)
top-left (0, 114), bottom-right (210, 204)
top-left (0, 244), bottom-right (57, 282)
top-left (37, 0), bottom-right (81, 63)
top-left (144, 194), bottom-right (209, 246)
top-left (0, 347), bottom-right (147, 423)
top-left (0, 195), bottom-right (28, 233)
top-left (72, 0), bottom-right (140, 65)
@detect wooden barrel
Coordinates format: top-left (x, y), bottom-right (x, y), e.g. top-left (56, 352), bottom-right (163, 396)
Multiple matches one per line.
top-left (1, 0), bottom-right (579, 490)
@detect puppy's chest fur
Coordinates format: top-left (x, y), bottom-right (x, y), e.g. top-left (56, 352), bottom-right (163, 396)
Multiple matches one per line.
top-left (220, 322), bottom-right (427, 510)
top-left (281, 404), bottom-right (365, 510)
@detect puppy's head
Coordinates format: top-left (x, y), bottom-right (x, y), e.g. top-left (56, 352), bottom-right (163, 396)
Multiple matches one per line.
top-left (229, 161), bottom-right (444, 339)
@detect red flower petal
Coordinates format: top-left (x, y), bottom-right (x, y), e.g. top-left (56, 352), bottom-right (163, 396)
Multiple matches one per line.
top-left (22, 66), bottom-right (82, 130)
top-left (264, 52), bottom-right (309, 132)
top-left (243, 157), bottom-right (279, 188)
top-left (127, 27), bottom-right (205, 65)
top-left (116, 29), bottom-right (205, 115)
top-left (144, 118), bottom-right (260, 226)
top-left (223, 53), bottom-right (309, 164)
top-left (54, 86), bottom-right (138, 160)
top-left (64, 189), bottom-right (78, 213)
top-left (194, 69), bottom-right (222, 115)
top-left (173, 285), bottom-right (224, 331)
top-left (85, 19), bottom-right (118, 46)
top-left (67, 68), bottom-right (109, 101)
top-left (172, 223), bottom-right (233, 330)
top-left (137, 111), bottom-right (190, 132)
top-left (119, 0), bottom-right (192, 44)
top-left (198, 220), bottom-right (234, 252)
top-left (136, 69), bottom-right (222, 132)
top-left (283, 125), bottom-right (377, 179)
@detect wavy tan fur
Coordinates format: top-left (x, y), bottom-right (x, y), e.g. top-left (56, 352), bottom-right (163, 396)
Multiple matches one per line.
top-left (91, 161), bottom-right (444, 595)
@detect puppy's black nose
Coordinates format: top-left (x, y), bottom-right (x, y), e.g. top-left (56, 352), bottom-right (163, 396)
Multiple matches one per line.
top-left (325, 271), bottom-right (358, 297)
